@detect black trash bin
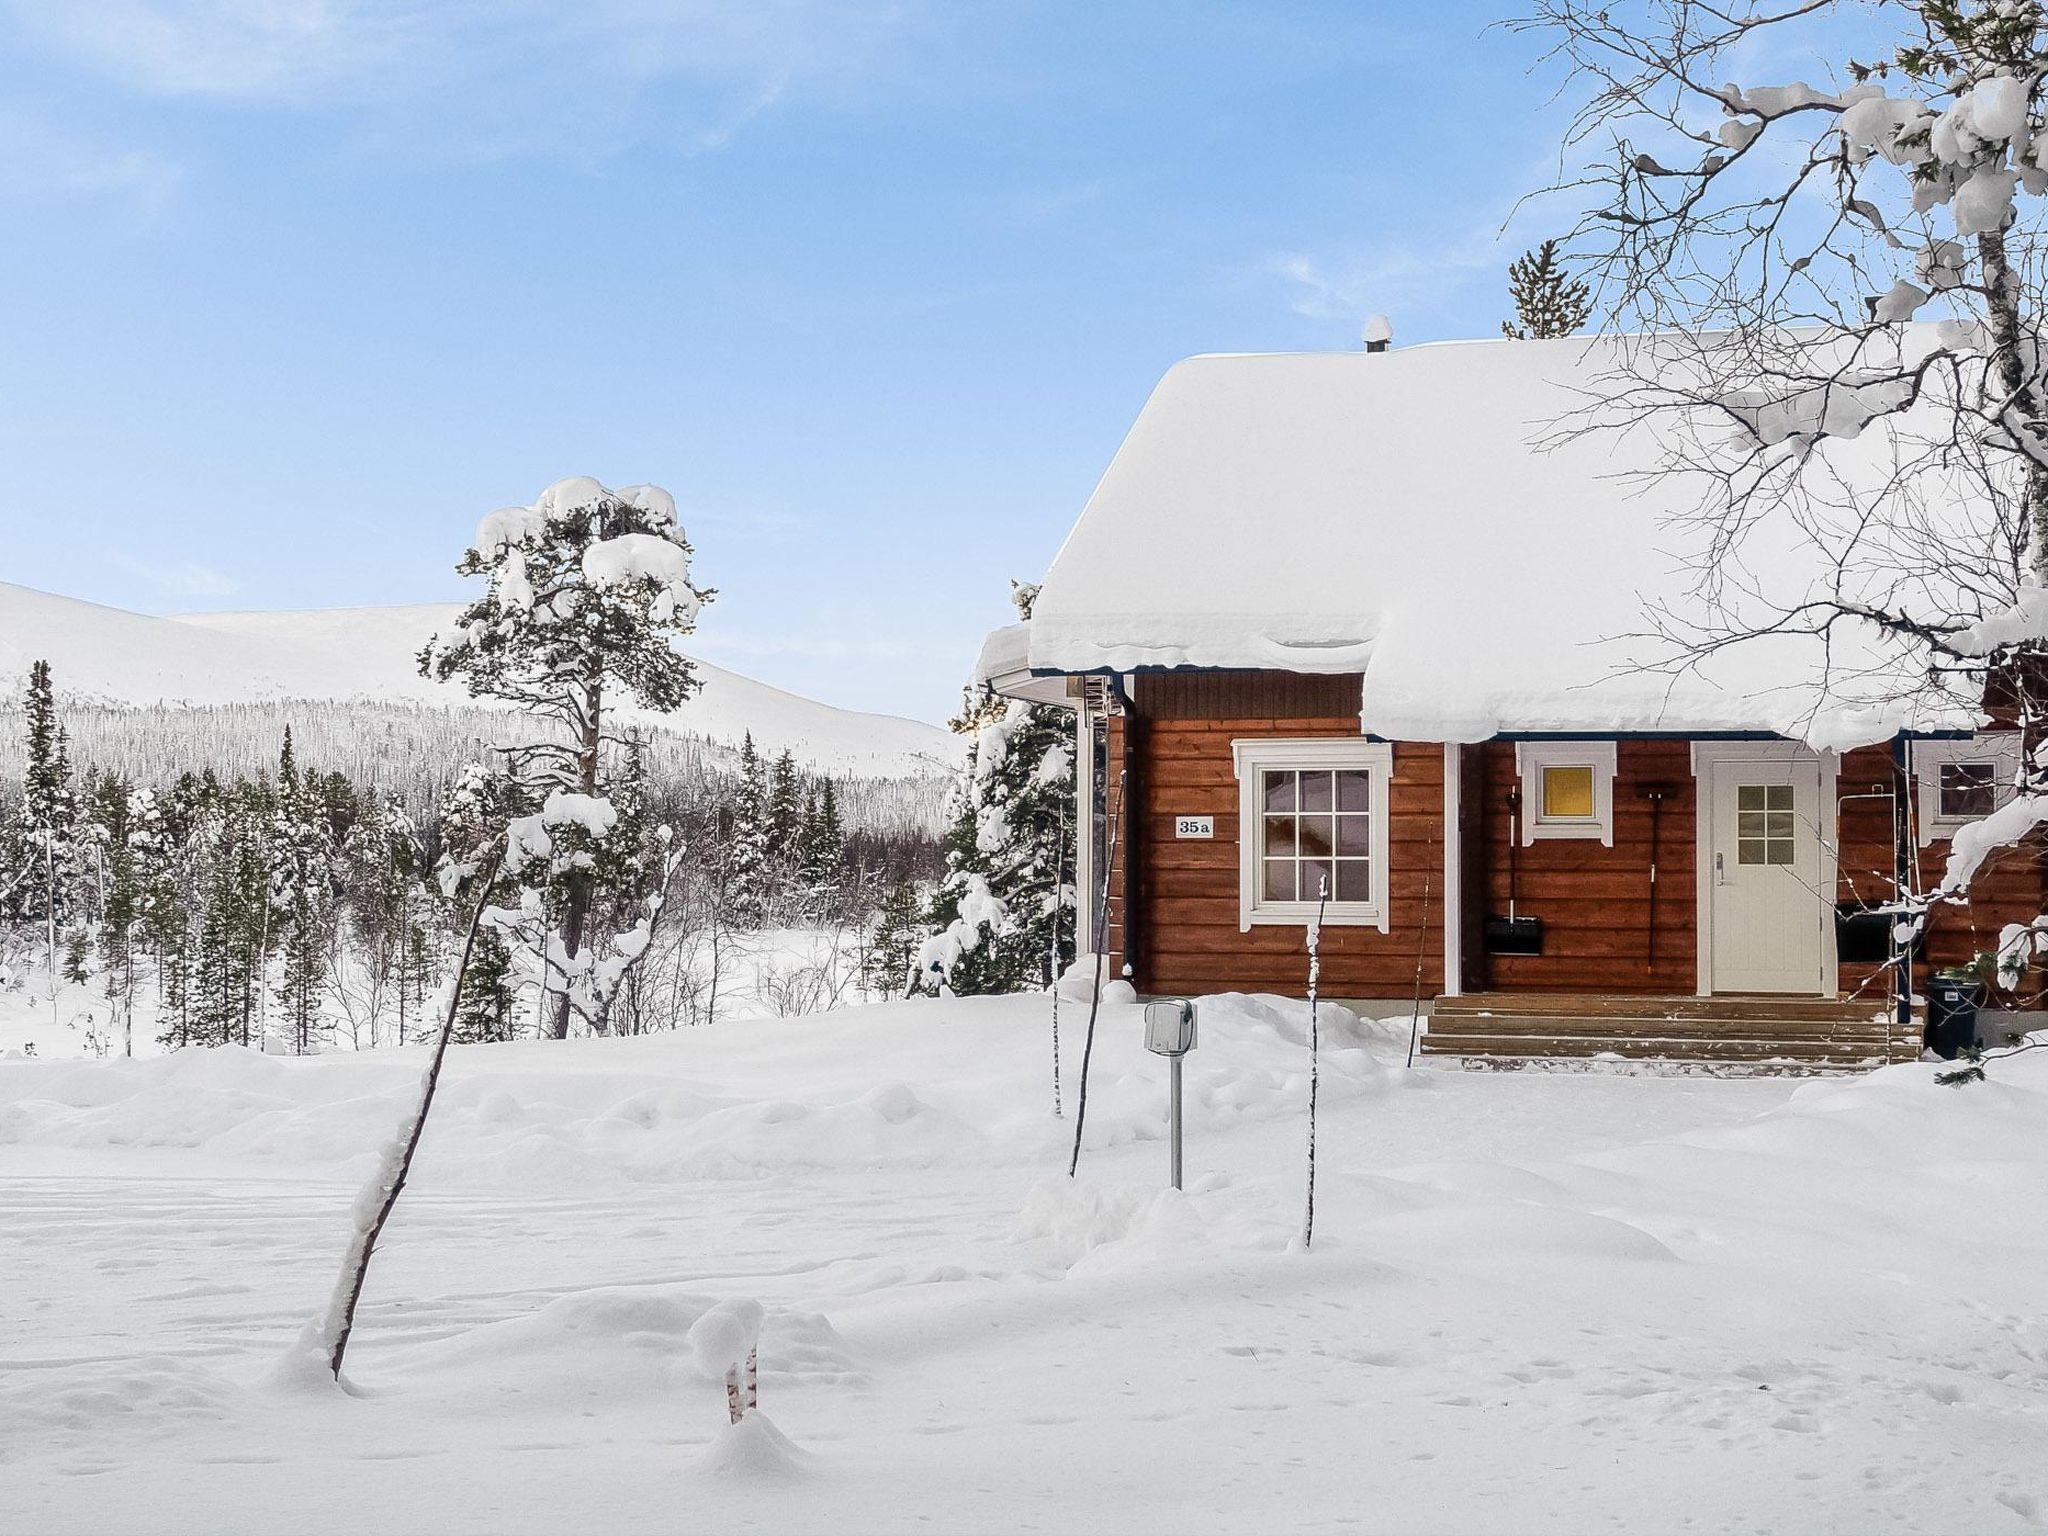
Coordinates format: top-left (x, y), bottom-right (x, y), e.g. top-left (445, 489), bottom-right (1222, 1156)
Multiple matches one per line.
top-left (1925, 974), bottom-right (1985, 1060)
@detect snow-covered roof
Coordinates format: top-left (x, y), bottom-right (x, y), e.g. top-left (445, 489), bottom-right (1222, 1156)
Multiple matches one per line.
top-left (1009, 335), bottom-right (1969, 745)
top-left (972, 622), bottom-right (1071, 707)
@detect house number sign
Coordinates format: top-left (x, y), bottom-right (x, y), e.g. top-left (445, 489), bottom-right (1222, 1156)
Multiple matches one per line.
top-left (1175, 815), bottom-right (1214, 839)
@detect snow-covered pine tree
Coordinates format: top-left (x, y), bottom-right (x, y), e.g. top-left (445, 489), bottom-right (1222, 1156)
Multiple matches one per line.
top-left (1499, 238), bottom-right (1594, 340)
top-left (92, 774), bottom-right (141, 1056)
top-left (764, 749), bottom-right (803, 911)
top-left (914, 582), bottom-right (1076, 995)
top-left (437, 760), bottom-right (523, 1043)
top-left (192, 781), bottom-right (272, 1048)
top-left (796, 778), bottom-right (846, 918)
top-left (421, 476), bottom-right (708, 1038)
top-left (270, 728), bottom-right (333, 1055)
top-left (22, 660), bottom-right (79, 1014)
top-left (726, 732), bottom-right (772, 928)
top-left (861, 878), bottom-right (922, 998)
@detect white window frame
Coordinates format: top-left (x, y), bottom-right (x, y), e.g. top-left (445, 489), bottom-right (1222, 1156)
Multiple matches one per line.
top-left (1230, 738), bottom-right (1393, 932)
top-left (1910, 734), bottom-right (2023, 845)
top-left (1513, 741), bottom-right (1617, 847)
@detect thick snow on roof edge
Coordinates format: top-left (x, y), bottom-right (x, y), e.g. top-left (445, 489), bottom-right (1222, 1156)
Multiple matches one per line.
top-left (1024, 336), bottom-right (1979, 748)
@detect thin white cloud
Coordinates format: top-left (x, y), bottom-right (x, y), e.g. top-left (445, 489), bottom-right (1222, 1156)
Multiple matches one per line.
top-left (1267, 233), bottom-right (1506, 327)
top-left (0, 109), bottom-right (185, 210)
top-left (112, 551), bottom-right (240, 599)
top-left (1, 1), bottom-right (914, 162)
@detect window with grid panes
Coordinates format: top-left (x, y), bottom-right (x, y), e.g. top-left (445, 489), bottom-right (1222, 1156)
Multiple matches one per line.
top-left (1260, 767), bottom-right (1374, 903)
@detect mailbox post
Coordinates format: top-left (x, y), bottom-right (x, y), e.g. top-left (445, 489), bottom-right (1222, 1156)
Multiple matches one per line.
top-left (1142, 998), bottom-right (1197, 1189)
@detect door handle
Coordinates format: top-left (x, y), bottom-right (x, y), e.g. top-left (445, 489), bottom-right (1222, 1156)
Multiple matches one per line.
top-left (1715, 851), bottom-right (1726, 885)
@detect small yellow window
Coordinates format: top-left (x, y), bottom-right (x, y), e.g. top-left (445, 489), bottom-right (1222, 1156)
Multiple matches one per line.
top-left (1542, 764), bottom-right (1595, 819)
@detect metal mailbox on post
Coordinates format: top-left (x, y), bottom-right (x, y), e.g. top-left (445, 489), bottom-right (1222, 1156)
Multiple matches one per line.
top-left (1143, 998), bottom-right (1196, 1189)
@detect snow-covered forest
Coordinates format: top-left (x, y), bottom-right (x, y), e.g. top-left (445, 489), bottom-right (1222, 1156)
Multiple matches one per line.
top-left (0, 493), bottom-right (1079, 1060)
top-left (0, 656), bottom-right (943, 1056)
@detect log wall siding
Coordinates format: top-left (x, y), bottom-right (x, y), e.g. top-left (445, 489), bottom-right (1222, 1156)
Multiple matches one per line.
top-left (1468, 739), bottom-right (1698, 994)
top-left (1100, 672), bottom-right (1441, 999)
top-left (1099, 672), bottom-right (2048, 1001)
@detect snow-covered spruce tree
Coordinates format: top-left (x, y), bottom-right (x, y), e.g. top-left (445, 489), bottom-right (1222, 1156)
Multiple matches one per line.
top-left (764, 748), bottom-right (803, 910)
top-left (191, 779), bottom-right (272, 1048)
top-left (92, 775), bottom-right (142, 1056)
top-left (1500, 238), bottom-right (1593, 339)
top-left (861, 877), bottom-right (923, 999)
top-left (725, 732), bottom-right (772, 928)
top-left (437, 760), bottom-right (524, 1043)
top-left (914, 583), bottom-right (1076, 995)
top-left (270, 728), bottom-right (334, 1055)
top-left (796, 779), bottom-right (847, 919)
top-left (1523, 0), bottom-right (2048, 1015)
top-left (21, 660), bottom-right (79, 1012)
top-left (422, 477), bottom-right (705, 1038)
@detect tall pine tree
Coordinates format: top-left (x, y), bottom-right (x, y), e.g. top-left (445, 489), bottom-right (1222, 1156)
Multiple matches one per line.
top-left (421, 476), bottom-right (707, 1038)
top-left (726, 733), bottom-right (772, 928)
top-left (22, 660), bottom-right (79, 1011)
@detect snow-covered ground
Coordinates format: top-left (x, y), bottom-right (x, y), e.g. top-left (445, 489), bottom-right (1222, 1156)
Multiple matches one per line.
top-left (7, 994), bottom-right (2048, 1534)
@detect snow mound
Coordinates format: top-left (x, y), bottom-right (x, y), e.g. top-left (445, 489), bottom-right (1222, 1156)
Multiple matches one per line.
top-left (694, 1411), bottom-right (814, 1480)
top-left (0, 993), bottom-right (1390, 1185)
top-left (1018, 1179), bottom-right (1272, 1274)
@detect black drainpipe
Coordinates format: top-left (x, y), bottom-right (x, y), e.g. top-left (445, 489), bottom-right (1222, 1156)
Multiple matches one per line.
top-left (1109, 675), bottom-right (1141, 985)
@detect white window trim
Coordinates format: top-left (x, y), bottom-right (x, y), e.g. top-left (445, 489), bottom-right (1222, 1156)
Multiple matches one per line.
top-left (1513, 741), bottom-right (1618, 847)
top-left (1229, 738), bottom-right (1394, 932)
top-left (1910, 734), bottom-right (2023, 846)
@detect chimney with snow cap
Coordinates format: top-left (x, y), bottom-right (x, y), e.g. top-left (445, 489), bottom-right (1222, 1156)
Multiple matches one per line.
top-left (1361, 314), bottom-right (1393, 353)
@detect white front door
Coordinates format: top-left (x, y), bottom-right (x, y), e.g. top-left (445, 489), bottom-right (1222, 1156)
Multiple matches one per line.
top-left (1705, 754), bottom-right (1828, 994)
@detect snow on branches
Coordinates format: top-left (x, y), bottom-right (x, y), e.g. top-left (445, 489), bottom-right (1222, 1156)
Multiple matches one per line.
top-left (422, 478), bottom-right (705, 1038)
top-left (1522, 0), bottom-right (2048, 1019)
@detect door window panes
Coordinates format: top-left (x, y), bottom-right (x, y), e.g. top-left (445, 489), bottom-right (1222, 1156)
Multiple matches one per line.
top-left (1736, 783), bottom-right (1796, 866)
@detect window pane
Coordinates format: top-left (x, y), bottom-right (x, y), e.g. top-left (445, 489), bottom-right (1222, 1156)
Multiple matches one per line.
top-left (1765, 784), bottom-right (1794, 812)
top-left (1335, 771), bottom-right (1371, 812)
top-left (1299, 859), bottom-right (1333, 903)
top-left (1263, 771), bottom-right (1295, 813)
top-left (1335, 813), bottom-right (1371, 855)
top-left (1300, 771), bottom-right (1334, 812)
top-left (1737, 811), bottom-right (1765, 838)
top-left (1542, 765), bottom-right (1594, 819)
top-left (1263, 815), bottom-right (1295, 856)
top-left (1765, 812), bottom-right (1795, 840)
top-left (1334, 858), bottom-right (1372, 902)
top-left (1766, 839), bottom-right (1795, 866)
top-left (1298, 815), bottom-right (1335, 860)
top-left (1940, 762), bottom-right (1996, 819)
top-left (1738, 837), bottom-right (1765, 866)
top-left (1264, 860), bottom-right (1295, 901)
top-left (1737, 785), bottom-right (1766, 813)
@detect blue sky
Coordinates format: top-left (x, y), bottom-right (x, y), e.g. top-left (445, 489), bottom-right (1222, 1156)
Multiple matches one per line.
top-left (0, 1), bottom-right (1576, 724)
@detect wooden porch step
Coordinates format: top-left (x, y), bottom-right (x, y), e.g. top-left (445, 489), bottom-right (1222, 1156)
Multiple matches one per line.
top-left (1426, 1012), bottom-right (1895, 1042)
top-left (1419, 1032), bottom-right (1911, 1066)
top-left (1435, 992), bottom-right (1871, 1023)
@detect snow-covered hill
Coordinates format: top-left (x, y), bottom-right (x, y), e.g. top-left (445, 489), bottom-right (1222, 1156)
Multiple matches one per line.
top-left (0, 582), bottom-right (954, 778)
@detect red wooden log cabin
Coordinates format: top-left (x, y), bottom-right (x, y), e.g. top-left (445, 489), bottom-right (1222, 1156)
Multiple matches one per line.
top-left (975, 335), bottom-right (2047, 1067)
